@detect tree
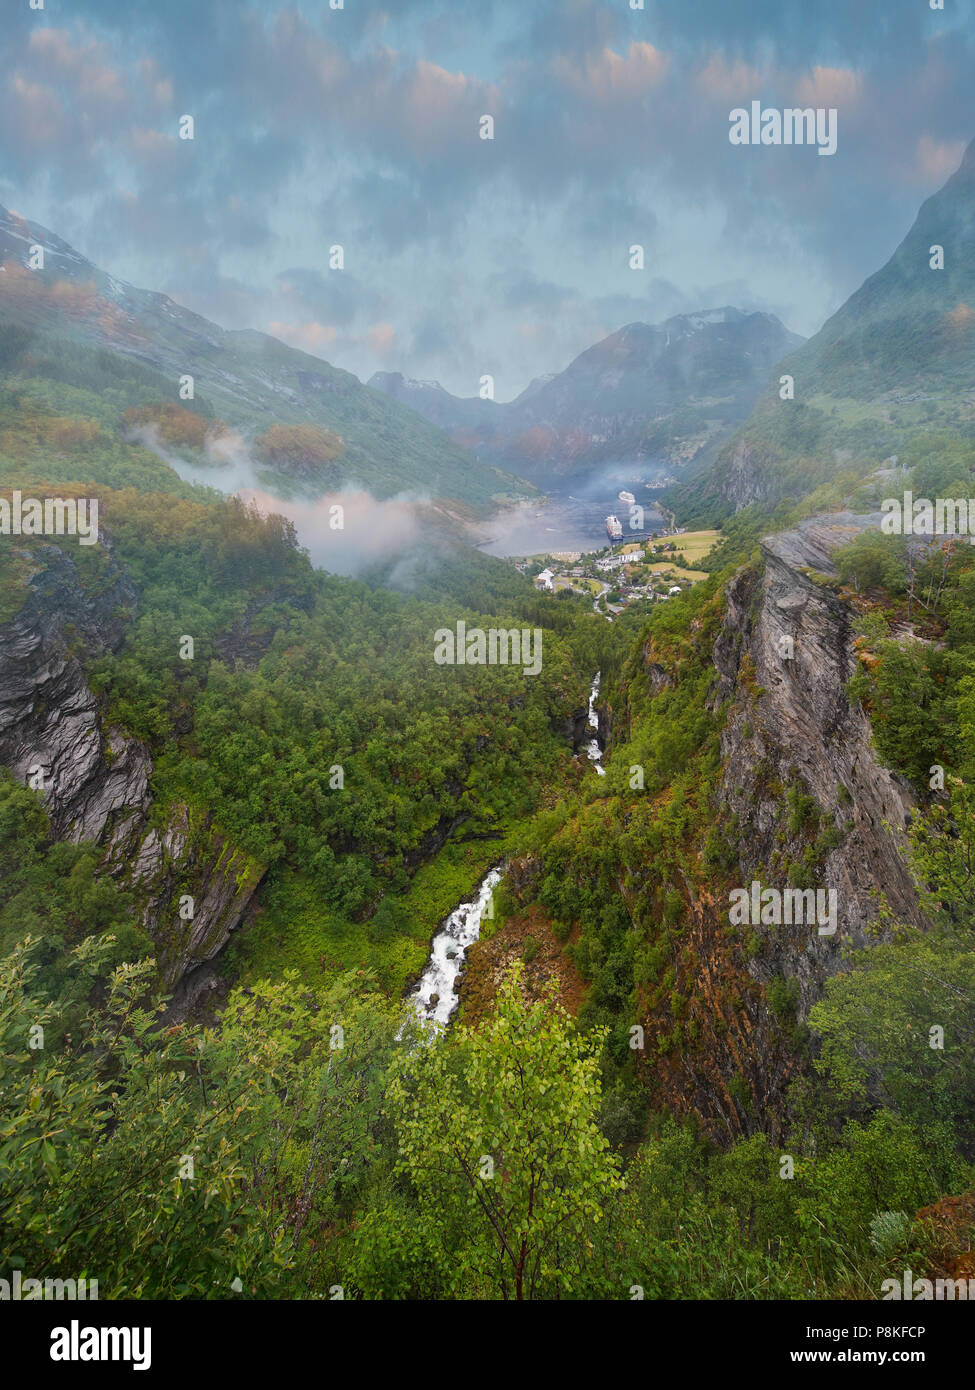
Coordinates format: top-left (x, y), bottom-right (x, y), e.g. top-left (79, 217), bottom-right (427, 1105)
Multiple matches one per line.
top-left (0, 935), bottom-right (402, 1297)
top-left (809, 936), bottom-right (975, 1149)
top-left (376, 967), bottom-right (622, 1299)
top-left (835, 531), bottom-right (906, 595)
top-left (0, 937), bottom-right (281, 1297)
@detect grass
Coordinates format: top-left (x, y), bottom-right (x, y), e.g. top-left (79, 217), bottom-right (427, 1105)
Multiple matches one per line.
top-left (227, 816), bottom-right (534, 999)
top-left (645, 562), bottom-right (710, 583)
top-left (638, 528), bottom-right (717, 584)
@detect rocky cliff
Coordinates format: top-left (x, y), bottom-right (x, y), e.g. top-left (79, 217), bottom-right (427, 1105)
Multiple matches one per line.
top-left (0, 541), bottom-right (263, 989)
top-left (638, 513), bottom-right (924, 1140)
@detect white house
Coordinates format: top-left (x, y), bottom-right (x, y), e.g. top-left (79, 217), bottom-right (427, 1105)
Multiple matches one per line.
top-left (668, 585), bottom-right (682, 596)
top-left (535, 567), bottom-right (555, 591)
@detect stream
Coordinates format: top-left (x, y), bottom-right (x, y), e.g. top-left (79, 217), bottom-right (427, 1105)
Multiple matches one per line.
top-left (586, 671), bottom-right (606, 775)
top-left (408, 866), bottom-right (505, 1028)
top-left (407, 673), bottom-right (605, 1028)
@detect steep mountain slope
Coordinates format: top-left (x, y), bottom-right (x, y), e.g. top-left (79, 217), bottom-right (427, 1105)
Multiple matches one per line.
top-left (0, 206), bottom-right (531, 510)
top-left (370, 307), bottom-right (803, 487)
top-left (784, 137), bottom-right (975, 400)
top-left (490, 512), bottom-right (927, 1142)
top-left (368, 372), bottom-right (498, 434)
top-left (677, 137), bottom-right (975, 522)
top-left (0, 537), bottom-right (262, 991)
top-left (0, 489), bottom-right (609, 1009)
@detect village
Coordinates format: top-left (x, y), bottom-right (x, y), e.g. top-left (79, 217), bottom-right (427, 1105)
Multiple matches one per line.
top-left (516, 527), bottom-right (719, 619)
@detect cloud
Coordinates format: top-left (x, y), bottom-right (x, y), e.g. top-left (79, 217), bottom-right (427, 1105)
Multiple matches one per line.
top-left (3, 0), bottom-right (975, 394)
top-left (4, 74), bottom-right (67, 149)
top-left (276, 265), bottom-right (385, 327)
top-left (368, 321), bottom-right (396, 354)
top-left (795, 65), bottom-right (862, 108)
top-left (552, 41), bottom-right (669, 104)
top-left (267, 320), bottom-right (339, 354)
top-left (240, 487), bottom-right (422, 576)
top-left (694, 55), bottom-right (765, 100)
top-left (913, 134), bottom-right (968, 186)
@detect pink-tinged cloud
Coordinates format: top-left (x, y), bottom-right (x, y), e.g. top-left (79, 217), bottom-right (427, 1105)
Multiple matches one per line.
top-left (368, 321), bottom-right (396, 354)
top-left (246, 15), bottom-right (498, 162)
top-left (392, 59), bottom-right (500, 156)
top-left (553, 42), bottom-right (669, 105)
top-left (913, 134), bottom-right (967, 187)
top-left (268, 320), bottom-right (339, 353)
top-left (694, 55), bottom-right (764, 101)
top-left (28, 28), bottom-right (126, 107)
top-left (137, 60), bottom-right (173, 108)
top-left (795, 66), bottom-right (861, 108)
top-left (6, 75), bottom-right (66, 147)
top-left (129, 128), bottom-right (179, 170)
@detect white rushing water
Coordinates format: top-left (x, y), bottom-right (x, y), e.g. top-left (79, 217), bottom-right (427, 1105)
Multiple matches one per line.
top-left (408, 866), bottom-right (505, 1029)
top-left (406, 673), bottom-right (604, 1034)
top-left (586, 671), bottom-right (606, 775)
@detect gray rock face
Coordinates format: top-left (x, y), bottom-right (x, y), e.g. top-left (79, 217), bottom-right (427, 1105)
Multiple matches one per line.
top-left (0, 543), bottom-right (149, 846)
top-left (130, 806), bottom-right (262, 988)
top-left (632, 511), bottom-right (926, 1143)
top-left (0, 543), bottom-right (264, 989)
top-left (712, 512), bottom-right (922, 1020)
top-left (722, 435), bottom-right (771, 512)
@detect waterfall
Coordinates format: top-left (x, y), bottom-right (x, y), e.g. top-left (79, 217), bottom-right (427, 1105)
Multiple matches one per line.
top-left (407, 865), bottom-right (504, 1029)
top-left (406, 673), bottom-right (605, 1035)
top-left (586, 670), bottom-right (606, 775)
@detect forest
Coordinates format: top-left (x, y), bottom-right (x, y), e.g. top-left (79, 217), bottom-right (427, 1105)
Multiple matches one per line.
top-left (3, 414), bottom-right (975, 1299)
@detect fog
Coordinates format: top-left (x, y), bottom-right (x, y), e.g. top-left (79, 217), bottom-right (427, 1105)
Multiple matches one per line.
top-left (132, 424), bottom-right (424, 576)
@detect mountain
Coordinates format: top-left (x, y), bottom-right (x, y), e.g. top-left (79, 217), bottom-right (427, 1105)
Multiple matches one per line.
top-left (784, 136), bottom-right (975, 400)
top-left (367, 371), bottom-right (498, 434)
top-left (369, 307), bottom-right (803, 488)
top-left (676, 137), bottom-right (975, 521)
top-left (0, 206), bottom-right (533, 512)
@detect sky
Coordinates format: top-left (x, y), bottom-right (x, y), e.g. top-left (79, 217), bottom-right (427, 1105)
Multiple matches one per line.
top-left (2, 0), bottom-right (974, 399)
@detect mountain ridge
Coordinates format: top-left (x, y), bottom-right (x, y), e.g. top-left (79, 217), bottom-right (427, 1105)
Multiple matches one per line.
top-left (369, 306), bottom-right (804, 488)
top-left (0, 205), bottom-right (532, 512)
top-left (674, 135), bottom-right (975, 522)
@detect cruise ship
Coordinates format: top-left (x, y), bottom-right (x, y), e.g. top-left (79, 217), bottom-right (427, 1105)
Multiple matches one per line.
top-left (605, 514), bottom-right (623, 540)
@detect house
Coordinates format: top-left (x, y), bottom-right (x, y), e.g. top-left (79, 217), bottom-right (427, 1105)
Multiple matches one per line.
top-left (535, 567), bottom-right (555, 591)
top-left (668, 584), bottom-right (682, 596)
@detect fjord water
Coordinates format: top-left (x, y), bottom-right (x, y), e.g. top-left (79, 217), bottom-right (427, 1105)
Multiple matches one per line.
top-left (479, 483), bottom-right (669, 557)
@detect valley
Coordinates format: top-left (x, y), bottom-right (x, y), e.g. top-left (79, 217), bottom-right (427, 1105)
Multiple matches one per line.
top-left (2, 46), bottom-right (975, 1317)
